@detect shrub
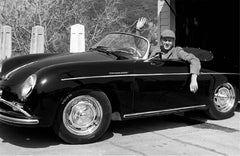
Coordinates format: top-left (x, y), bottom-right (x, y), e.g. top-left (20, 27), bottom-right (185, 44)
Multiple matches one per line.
top-left (0, 0), bottom-right (127, 55)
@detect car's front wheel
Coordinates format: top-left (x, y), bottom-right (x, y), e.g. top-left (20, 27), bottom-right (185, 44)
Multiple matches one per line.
top-left (53, 90), bottom-right (112, 144)
top-left (206, 82), bottom-right (238, 119)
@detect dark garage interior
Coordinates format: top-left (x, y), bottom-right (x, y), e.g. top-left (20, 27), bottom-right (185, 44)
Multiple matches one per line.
top-left (175, 0), bottom-right (239, 74)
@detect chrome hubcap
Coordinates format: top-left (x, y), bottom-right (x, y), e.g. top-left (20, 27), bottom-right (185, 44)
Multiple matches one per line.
top-left (214, 83), bottom-right (236, 113)
top-left (63, 95), bottom-right (103, 136)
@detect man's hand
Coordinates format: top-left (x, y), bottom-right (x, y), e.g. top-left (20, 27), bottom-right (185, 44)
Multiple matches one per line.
top-left (190, 74), bottom-right (198, 93)
top-left (136, 17), bottom-right (147, 30)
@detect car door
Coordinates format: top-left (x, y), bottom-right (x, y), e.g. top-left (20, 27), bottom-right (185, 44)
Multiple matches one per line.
top-left (131, 59), bottom-right (204, 114)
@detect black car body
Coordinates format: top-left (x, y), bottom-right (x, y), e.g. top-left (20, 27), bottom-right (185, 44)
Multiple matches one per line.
top-left (0, 32), bottom-right (238, 144)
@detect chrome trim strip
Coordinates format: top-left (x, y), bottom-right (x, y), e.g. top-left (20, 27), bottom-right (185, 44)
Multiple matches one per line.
top-left (61, 73), bottom-right (190, 81)
top-left (0, 97), bottom-right (31, 118)
top-left (200, 72), bottom-right (240, 75)
top-left (4, 61), bottom-right (36, 80)
top-left (123, 105), bottom-right (206, 118)
top-left (0, 113), bottom-right (39, 125)
top-left (61, 72), bottom-right (240, 81)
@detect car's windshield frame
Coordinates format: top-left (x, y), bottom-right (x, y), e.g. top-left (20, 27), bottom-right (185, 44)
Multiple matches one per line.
top-left (91, 32), bottom-right (150, 60)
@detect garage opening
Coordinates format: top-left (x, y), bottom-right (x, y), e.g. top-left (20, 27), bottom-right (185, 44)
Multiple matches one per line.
top-left (175, 0), bottom-right (239, 73)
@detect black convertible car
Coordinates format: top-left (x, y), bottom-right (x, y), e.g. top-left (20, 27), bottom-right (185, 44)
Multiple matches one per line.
top-left (0, 32), bottom-right (238, 144)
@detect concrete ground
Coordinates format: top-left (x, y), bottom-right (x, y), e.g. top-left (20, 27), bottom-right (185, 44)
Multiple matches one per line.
top-left (0, 111), bottom-right (239, 155)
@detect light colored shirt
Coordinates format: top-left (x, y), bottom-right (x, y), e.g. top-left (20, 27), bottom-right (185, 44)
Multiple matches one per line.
top-left (160, 46), bottom-right (201, 75)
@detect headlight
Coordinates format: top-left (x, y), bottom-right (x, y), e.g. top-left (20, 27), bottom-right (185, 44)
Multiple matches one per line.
top-left (20, 74), bottom-right (37, 100)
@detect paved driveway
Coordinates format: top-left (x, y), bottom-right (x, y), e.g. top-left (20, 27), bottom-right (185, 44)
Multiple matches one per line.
top-left (0, 111), bottom-right (240, 155)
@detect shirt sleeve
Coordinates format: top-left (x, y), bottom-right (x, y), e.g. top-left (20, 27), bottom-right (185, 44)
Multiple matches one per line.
top-left (175, 47), bottom-right (201, 75)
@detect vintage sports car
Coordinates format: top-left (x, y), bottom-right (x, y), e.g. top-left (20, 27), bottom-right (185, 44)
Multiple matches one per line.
top-left (0, 32), bottom-right (239, 144)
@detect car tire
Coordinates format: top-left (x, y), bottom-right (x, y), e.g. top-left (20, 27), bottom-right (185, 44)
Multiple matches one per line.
top-left (206, 82), bottom-right (238, 120)
top-left (53, 89), bottom-right (112, 144)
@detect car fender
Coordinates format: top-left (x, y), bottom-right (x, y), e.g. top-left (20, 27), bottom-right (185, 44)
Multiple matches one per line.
top-left (29, 61), bottom-right (133, 126)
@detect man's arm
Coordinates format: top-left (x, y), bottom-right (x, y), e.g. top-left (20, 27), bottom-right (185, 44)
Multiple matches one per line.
top-left (176, 47), bottom-right (201, 93)
top-left (176, 47), bottom-right (201, 75)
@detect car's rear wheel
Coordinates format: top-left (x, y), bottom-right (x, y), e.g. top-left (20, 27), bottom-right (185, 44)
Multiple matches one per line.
top-left (206, 82), bottom-right (238, 119)
top-left (53, 90), bottom-right (112, 144)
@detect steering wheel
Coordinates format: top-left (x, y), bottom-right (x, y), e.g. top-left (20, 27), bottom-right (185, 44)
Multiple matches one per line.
top-left (119, 47), bottom-right (142, 58)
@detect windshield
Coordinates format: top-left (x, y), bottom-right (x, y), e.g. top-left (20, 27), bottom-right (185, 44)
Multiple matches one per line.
top-left (91, 32), bottom-right (150, 59)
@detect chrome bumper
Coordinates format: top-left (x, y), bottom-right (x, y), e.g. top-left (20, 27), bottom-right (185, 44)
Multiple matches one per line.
top-left (0, 96), bottom-right (39, 125)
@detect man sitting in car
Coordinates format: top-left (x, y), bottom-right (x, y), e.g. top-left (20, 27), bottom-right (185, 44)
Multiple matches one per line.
top-left (135, 17), bottom-right (201, 93)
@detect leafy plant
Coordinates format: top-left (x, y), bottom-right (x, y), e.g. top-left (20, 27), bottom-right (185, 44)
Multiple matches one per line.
top-left (0, 0), bottom-right (127, 55)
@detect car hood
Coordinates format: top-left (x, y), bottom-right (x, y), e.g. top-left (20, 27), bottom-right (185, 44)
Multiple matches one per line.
top-left (30, 51), bottom-right (115, 68)
top-left (2, 51), bottom-right (115, 83)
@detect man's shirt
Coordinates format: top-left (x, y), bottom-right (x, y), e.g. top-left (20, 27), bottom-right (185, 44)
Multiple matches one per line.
top-left (161, 46), bottom-right (201, 75)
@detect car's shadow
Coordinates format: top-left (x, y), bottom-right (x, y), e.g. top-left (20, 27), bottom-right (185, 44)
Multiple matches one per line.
top-left (0, 124), bottom-right (62, 148)
top-left (108, 113), bottom-right (206, 137)
top-left (0, 113), bottom-right (207, 148)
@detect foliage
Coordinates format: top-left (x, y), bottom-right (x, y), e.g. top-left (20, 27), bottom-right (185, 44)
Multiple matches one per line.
top-left (0, 0), bottom-right (127, 55)
top-left (120, 0), bottom-right (157, 25)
